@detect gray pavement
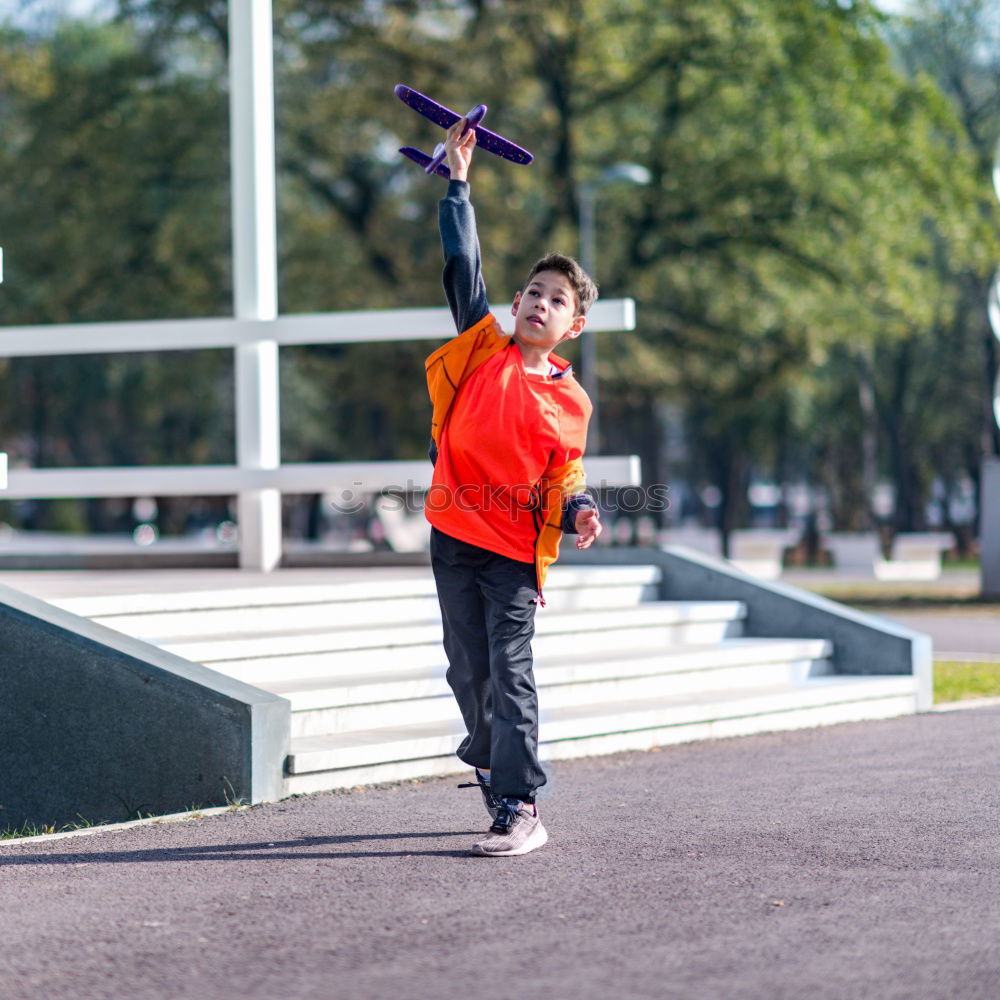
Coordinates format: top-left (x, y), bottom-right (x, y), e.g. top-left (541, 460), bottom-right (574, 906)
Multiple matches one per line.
top-left (3, 707), bottom-right (1000, 1000)
top-left (878, 610), bottom-right (1000, 659)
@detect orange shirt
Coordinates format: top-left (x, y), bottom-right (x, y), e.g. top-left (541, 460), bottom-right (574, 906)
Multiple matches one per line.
top-left (425, 314), bottom-right (591, 580)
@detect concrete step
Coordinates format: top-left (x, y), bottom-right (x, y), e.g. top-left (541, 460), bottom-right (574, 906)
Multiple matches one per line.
top-left (264, 638), bottom-right (833, 738)
top-left (283, 674), bottom-right (918, 793)
top-left (155, 601), bottom-right (746, 682)
top-left (52, 565), bottom-right (661, 641)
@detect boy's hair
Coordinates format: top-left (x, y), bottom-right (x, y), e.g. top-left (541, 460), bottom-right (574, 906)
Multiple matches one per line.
top-left (524, 253), bottom-right (598, 317)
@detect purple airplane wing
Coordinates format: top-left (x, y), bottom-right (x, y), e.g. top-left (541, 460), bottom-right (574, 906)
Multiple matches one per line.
top-left (469, 124), bottom-right (533, 166)
top-left (399, 146), bottom-right (452, 179)
top-left (395, 85), bottom-right (461, 130)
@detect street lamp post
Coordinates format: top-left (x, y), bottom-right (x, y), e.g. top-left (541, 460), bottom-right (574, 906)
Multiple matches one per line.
top-left (578, 163), bottom-right (650, 454)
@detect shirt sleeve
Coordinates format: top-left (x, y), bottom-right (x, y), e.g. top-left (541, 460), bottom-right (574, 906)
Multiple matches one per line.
top-left (561, 492), bottom-right (597, 534)
top-left (439, 180), bottom-right (490, 334)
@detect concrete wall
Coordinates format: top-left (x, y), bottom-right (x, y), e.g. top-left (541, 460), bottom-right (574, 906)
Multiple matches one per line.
top-left (563, 545), bottom-right (933, 710)
top-left (0, 584), bottom-right (289, 831)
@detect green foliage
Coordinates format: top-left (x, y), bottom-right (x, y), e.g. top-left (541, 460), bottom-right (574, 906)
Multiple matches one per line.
top-left (879, 0), bottom-right (1000, 531)
top-left (0, 16), bottom-right (233, 523)
top-left (0, 0), bottom-right (995, 537)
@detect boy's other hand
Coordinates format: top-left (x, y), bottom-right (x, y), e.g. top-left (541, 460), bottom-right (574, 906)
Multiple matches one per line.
top-left (444, 118), bottom-right (476, 182)
top-left (574, 508), bottom-right (602, 549)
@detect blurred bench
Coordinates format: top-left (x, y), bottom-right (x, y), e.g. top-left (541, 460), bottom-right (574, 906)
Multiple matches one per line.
top-left (825, 531), bottom-right (953, 580)
top-left (729, 529), bottom-right (800, 580)
top-left (879, 532), bottom-right (954, 581)
top-left (372, 494), bottom-right (430, 553)
top-left (825, 533), bottom-right (882, 575)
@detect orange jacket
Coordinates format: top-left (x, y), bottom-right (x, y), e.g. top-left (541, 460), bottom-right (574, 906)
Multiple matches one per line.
top-left (425, 313), bottom-right (591, 596)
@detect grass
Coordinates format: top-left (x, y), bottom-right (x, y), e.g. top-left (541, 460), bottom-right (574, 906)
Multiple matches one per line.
top-left (804, 585), bottom-right (991, 608)
top-left (934, 660), bottom-right (1000, 704)
top-left (0, 791), bottom-right (249, 842)
top-left (0, 814), bottom-right (101, 841)
top-left (786, 567), bottom-right (984, 605)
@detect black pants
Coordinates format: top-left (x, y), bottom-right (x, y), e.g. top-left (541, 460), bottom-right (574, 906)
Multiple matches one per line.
top-left (430, 527), bottom-right (547, 800)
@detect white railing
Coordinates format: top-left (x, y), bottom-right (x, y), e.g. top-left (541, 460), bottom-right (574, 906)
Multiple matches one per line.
top-left (0, 302), bottom-right (641, 569)
top-left (0, 300), bottom-right (634, 357)
top-left (0, 456), bottom-right (641, 499)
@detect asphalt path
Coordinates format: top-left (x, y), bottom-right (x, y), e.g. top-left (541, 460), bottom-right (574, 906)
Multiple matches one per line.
top-left (3, 708), bottom-right (1000, 1000)
top-left (879, 610), bottom-right (1000, 659)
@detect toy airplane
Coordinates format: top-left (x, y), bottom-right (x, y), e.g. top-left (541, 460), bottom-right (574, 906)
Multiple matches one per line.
top-left (395, 84), bottom-right (533, 178)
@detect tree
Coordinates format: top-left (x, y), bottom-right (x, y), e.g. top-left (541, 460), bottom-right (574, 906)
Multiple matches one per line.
top-left (880, 0), bottom-right (1000, 542)
top-left (1, 0), bottom-right (994, 551)
top-left (0, 17), bottom-right (233, 530)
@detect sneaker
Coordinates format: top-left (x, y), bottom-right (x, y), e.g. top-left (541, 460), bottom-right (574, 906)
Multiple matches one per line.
top-left (457, 769), bottom-right (500, 820)
top-left (471, 797), bottom-right (548, 857)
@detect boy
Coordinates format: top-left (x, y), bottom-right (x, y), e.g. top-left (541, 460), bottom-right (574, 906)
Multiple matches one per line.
top-left (424, 119), bottom-right (602, 857)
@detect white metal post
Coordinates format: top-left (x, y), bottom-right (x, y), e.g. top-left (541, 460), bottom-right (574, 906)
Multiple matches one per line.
top-left (982, 459), bottom-right (1000, 598)
top-left (578, 185), bottom-right (600, 453)
top-left (229, 0), bottom-right (282, 571)
top-left (982, 141), bottom-right (1000, 597)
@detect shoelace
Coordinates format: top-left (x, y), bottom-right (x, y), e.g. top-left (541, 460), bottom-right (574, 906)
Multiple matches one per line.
top-left (457, 771), bottom-right (500, 810)
top-left (490, 798), bottom-right (521, 834)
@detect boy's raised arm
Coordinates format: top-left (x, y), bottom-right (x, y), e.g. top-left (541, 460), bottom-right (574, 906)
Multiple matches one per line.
top-left (439, 119), bottom-right (490, 334)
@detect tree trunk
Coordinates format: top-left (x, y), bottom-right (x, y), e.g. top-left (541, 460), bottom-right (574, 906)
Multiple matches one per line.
top-left (857, 347), bottom-right (878, 531)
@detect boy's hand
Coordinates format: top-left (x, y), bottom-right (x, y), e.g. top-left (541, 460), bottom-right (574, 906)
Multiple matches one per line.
top-left (444, 118), bottom-right (476, 182)
top-left (574, 507), bottom-right (602, 549)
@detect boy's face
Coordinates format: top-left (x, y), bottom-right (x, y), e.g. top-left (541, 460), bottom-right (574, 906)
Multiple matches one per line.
top-left (512, 270), bottom-right (586, 351)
